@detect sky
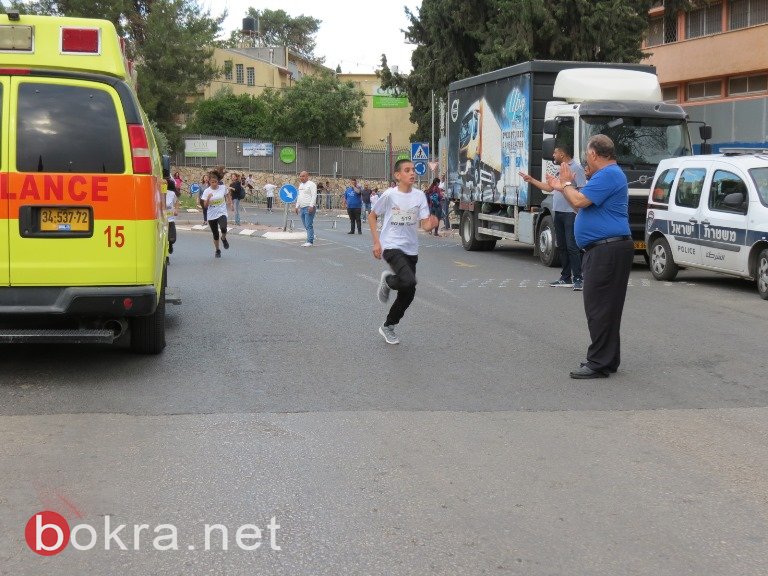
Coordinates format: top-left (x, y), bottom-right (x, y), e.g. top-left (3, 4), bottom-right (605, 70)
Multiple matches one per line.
top-left (211, 0), bottom-right (421, 74)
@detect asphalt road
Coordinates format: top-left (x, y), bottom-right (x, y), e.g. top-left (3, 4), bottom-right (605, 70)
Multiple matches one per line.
top-left (2, 211), bottom-right (767, 575)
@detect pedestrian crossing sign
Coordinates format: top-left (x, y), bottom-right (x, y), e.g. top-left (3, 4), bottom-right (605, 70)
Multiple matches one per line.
top-left (411, 142), bottom-right (429, 161)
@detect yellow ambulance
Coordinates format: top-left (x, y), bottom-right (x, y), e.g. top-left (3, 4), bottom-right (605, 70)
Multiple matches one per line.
top-left (0, 12), bottom-right (168, 353)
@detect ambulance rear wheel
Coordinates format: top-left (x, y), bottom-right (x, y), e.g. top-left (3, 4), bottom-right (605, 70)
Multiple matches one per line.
top-left (130, 280), bottom-right (166, 355)
top-left (649, 237), bottom-right (679, 281)
top-left (756, 248), bottom-right (768, 300)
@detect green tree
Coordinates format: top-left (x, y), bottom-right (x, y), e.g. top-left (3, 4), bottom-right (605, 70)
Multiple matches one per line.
top-left (223, 7), bottom-right (322, 62)
top-left (392, 0), bottom-right (656, 140)
top-left (8, 0), bottom-right (224, 150)
top-left (135, 0), bottom-right (222, 147)
top-left (187, 74), bottom-right (365, 146)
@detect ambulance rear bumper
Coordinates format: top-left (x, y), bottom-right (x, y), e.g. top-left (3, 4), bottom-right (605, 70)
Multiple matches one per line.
top-left (0, 286), bottom-right (158, 317)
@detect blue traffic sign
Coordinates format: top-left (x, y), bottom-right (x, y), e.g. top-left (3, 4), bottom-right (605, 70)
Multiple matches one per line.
top-left (411, 142), bottom-right (429, 161)
top-left (189, 183), bottom-right (201, 195)
top-left (413, 161), bottom-right (427, 176)
top-left (279, 184), bottom-right (298, 203)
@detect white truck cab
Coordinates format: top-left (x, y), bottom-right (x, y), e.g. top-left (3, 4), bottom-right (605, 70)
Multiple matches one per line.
top-left (645, 149), bottom-right (768, 299)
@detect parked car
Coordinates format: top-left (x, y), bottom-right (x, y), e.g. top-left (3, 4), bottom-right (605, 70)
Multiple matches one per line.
top-left (645, 149), bottom-right (768, 299)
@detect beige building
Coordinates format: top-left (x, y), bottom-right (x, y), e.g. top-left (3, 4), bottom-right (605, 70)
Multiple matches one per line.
top-left (642, 0), bottom-right (768, 148)
top-left (338, 73), bottom-right (418, 151)
top-left (204, 46), bottom-right (331, 98)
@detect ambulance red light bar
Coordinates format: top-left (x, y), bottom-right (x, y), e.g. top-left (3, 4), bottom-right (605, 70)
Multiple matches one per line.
top-left (60, 27), bottom-right (100, 54)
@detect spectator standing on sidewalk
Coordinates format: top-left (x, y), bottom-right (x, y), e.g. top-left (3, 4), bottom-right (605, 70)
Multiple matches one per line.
top-left (426, 178), bottom-right (444, 236)
top-left (325, 180), bottom-right (333, 209)
top-left (520, 143), bottom-right (586, 291)
top-left (295, 171), bottom-right (317, 247)
top-left (165, 176), bottom-right (179, 254)
top-left (361, 182), bottom-right (373, 222)
top-left (344, 178), bottom-right (363, 234)
top-left (264, 180), bottom-right (276, 212)
top-left (370, 159), bottom-right (439, 345)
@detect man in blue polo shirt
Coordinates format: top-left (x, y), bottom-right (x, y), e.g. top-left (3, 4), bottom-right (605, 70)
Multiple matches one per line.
top-left (546, 134), bottom-right (634, 379)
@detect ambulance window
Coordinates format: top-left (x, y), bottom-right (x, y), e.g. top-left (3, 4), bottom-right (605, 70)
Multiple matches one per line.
top-left (16, 83), bottom-right (125, 174)
top-left (651, 168), bottom-right (677, 203)
top-left (674, 167), bottom-right (706, 209)
top-left (708, 170), bottom-right (748, 214)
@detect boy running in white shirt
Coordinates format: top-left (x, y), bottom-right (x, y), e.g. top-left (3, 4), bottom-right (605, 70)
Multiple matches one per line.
top-left (369, 159), bottom-right (439, 344)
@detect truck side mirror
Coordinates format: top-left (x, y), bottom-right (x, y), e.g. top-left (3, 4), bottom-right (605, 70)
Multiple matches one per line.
top-left (699, 125), bottom-right (712, 140)
top-left (161, 155), bottom-right (171, 178)
top-left (542, 138), bottom-right (556, 161)
top-left (543, 119), bottom-right (559, 135)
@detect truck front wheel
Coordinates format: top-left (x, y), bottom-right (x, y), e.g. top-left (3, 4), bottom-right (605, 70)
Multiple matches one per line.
top-left (537, 214), bottom-right (560, 267)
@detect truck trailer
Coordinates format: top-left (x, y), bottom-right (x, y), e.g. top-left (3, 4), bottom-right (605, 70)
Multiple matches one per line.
top-left (446, 60), bottom-right (708, 265)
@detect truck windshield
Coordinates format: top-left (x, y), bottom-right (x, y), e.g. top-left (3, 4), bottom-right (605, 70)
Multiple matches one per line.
top-left (581, 116), bottom-right (692, 168)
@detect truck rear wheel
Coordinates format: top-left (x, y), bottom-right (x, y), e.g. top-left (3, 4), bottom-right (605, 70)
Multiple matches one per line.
top-left (460, 211), bottom-right (482, 251)
top-left (130, 270), bottom-right (166, 354)
top-left (537, 214), bottom-right (560, 267)
top-left (649, 237), bottom-right (679, 281)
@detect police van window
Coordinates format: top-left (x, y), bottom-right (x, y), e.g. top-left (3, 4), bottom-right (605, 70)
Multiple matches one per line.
top-left (750, 167), bottom-right (768, 208)
top-left (16, 83), bottom-right (125, 174)
top-left (708, 170), bottom-right (748, 214)
top-left (674, 167), bottom-right (706, 209)
top-left (651, 168), bottom-right (677, 203)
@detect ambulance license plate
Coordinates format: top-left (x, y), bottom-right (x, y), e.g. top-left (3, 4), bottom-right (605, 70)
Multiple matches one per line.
top-left (634, 240), bottom-right (646, 250)
top-left (39, 207), bottom-right (91, 232)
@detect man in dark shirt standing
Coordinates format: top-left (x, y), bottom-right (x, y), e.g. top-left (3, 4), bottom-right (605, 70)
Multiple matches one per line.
top-left (547, 134), bottom-right (634, 379)
top-left (360, 182), bottom-right (373, 222)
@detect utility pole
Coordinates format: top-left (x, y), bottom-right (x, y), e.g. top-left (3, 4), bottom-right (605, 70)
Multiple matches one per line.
top-left (430, 89), bottom-right (435, 165)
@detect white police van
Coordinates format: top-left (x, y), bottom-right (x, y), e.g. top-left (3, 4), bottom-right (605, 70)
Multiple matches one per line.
top-left (645, 149), bottom-right (768, 299)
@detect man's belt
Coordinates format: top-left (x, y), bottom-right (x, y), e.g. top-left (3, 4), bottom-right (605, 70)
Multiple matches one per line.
top-left (582, 235), bottom-right (632, 252)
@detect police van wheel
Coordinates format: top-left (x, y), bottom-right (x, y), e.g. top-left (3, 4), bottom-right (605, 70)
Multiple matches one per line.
top-left (130, 283), bottom-right (166, 354)
top-left (649, 237), bottom-right (679, 281)
top-left (757, 248), bottom-right (768, 300)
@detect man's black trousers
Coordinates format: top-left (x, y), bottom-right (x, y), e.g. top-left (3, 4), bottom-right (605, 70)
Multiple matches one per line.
top-left (582, 239), bottom-right (634, 373)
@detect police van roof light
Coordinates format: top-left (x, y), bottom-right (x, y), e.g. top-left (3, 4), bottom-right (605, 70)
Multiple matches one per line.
top-left (128, 124), bottom-right (152, 174)
top-left (61, 27), bottom-right (100, 54)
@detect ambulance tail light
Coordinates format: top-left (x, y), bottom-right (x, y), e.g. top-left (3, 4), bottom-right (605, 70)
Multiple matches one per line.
top-left (61, 27), bottom-right (100, 54)
top-left (128, 124), bottom-right (152, 174)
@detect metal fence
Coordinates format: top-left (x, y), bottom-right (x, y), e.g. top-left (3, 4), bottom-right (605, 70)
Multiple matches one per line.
top-left (173, 135), bottom-right (409, 181)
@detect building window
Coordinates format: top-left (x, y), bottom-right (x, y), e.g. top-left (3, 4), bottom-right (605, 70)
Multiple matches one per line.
top-left (662, 86), bottom-right (679, 102)
top-left (236, 64), bottom-right (244, 84)
top-left (247, 67), bottom-right (255, 86)
top-left (686, 1), bottom-right (723, 38)
top-left (729, 74), bottom-right (768, 95)
top-left (647, 12), bottom-right (679, 45)
top-left (224, 60), bottom-right (233, 81)
top-left (647, 16), bottom-right (665, 45)
top-left (729, 0), bottom-right (768, 29)
top-left (687, 80), bottom-right (722, 100)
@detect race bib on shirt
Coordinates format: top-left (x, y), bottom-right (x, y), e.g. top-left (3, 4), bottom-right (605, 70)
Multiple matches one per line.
top-left (210, 198), bottom-right (225, 206)
top-left (390, 206), bottom-right (418, 226)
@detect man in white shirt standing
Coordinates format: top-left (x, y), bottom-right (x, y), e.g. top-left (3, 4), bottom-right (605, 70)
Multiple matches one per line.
top-left (263, 180), bottom-right (276, 212)
top-left (295, 171), bottom-right (317, 247)
top-left (369, 159), bottom-right (439, 344)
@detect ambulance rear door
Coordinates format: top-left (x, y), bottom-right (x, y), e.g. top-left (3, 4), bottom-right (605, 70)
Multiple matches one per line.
top-left (0, 76), bottom-right (9, 285)
top-left (8, 76), bottom-right (138, 286)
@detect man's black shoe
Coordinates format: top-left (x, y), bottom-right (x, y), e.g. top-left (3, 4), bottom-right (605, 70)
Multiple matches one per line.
top-left (570, 365), bottom-right (608, 379)
top-left (580, 360), bottom-right (617, 374)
